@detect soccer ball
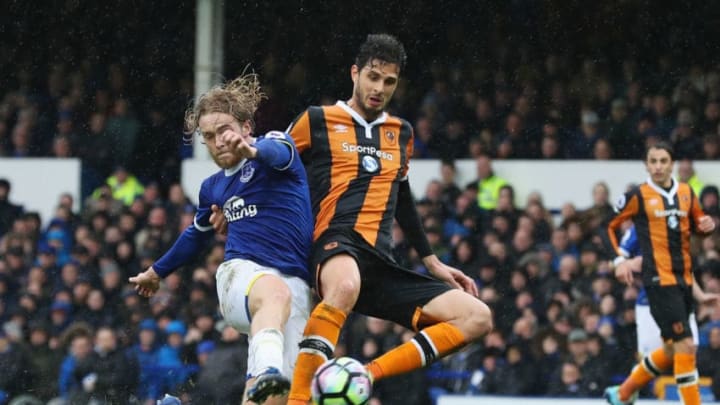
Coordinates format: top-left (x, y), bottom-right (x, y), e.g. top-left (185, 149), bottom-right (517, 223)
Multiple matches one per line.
top-left (311, 357), bottom-right (372, 405)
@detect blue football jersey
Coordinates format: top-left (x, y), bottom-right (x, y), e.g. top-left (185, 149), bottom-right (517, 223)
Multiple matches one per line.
top-left (154, 131), bottom-right (312, 282)
top-left (620, 226), bottom-right (649, 306)
top-left (619, 225), bottom-right (640, 258)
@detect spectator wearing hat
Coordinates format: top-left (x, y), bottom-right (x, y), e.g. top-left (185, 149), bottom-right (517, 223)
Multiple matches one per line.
top-left (49, 301), bottom-right (73, 336)
top-left (127, 318), bottom-right (162, 403)
top-left (98, 257), bottom-right (124, 311)
top-left (564, 328), bottom-right (607, 396)
top-left (157, 320), bottom-right (192, 393)
top-left (36, 243), bottom-right (61, 287)
top-left (195, 340), bottom-right (214, 366)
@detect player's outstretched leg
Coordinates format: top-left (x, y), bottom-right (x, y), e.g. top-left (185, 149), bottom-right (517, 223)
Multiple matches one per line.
top-left (605, 345), bottom-right (671, 405)
top-left (365, 289), bottom-right (492, 381)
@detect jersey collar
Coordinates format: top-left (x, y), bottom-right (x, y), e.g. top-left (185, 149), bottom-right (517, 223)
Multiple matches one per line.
top-left (646, 176), bottom-right (678, 204)
top-left (337, 101), bottom-right (387, 131)
top-left (224, 158), bottom-right (248, 177)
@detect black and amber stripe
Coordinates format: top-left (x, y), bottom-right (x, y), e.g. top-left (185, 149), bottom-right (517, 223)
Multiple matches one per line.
top-left (608, 182), bottom-right (703, 287)
top-left (289, 104), bottom-right (411, 256)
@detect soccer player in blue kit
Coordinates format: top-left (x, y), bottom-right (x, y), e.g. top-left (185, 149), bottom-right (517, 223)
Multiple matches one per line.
top-left (129, 73), bottom-right (313, 405)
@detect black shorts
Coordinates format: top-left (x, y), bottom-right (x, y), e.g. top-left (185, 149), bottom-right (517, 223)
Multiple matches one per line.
top-left (311, 229), bottom-right (452, 331)
top-left (646, 284), bottom-right (694, 342)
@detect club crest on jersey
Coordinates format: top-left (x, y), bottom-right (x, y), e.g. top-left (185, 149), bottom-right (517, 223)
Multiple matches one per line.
top-left (614, 195), bottom-right (626, 212)
top-left (223, 196), bottom-right (258, 222)
top-left (240, 163), bottom-right (255, 183)
top-left (362, 155), bottom-right (379, 172)
top-left (384, 130), bottom-right (396, 145)
top-left (667, 215), bottom-right (679, 229)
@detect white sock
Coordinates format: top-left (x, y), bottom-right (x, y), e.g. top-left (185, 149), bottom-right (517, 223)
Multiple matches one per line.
top-left (248, 328), bottom-right (285, 377)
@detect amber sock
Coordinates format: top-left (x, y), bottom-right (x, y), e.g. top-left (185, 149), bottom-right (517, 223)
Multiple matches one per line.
top-left (366, 322), bottom-right (465, 381)
top-left (618, 347), bottom-right (672, 401)
top-left (674, 352), bottom-right (700, 405)
top-left (288, 303), bottom-right (347, 403)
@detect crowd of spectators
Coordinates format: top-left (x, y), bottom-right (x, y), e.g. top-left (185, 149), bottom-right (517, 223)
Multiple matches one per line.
top-left (3, 3), bottom-right (720, 196)
top-left (2, 1), bottom-right (720, 404)
top-left (1, 156), bottom-right (719, 404)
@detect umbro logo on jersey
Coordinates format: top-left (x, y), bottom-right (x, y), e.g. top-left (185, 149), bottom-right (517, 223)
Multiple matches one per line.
top-left (333, 124), bottom-right (349, 133)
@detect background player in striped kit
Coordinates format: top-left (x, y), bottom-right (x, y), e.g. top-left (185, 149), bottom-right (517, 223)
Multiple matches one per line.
top-left (605, 142), bottom-right (716, 405)
top-left (129, 73), bottom-right (313, 405)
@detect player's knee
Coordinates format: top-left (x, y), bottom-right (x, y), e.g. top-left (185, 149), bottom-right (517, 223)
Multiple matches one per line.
top-left (673, 337), bottom-right (696, 354)
top-left (269, 282), bottom-right (292, 308)
top-left (323, 278), bottom-right (360, 312)
top-left (461, 300), bottom-right (493, 341)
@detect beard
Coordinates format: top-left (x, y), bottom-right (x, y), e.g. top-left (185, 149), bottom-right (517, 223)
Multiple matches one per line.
top-left (353, 88), bottom-right (384, 120)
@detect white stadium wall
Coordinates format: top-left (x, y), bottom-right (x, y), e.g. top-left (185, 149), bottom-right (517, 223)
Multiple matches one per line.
top-left (0, 158), bottom-right (81, 226)
top-left (181, 159), bottom-right (720, 211)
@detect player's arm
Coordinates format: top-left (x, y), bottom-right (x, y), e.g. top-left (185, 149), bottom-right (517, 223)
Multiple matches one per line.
top-left (224, 129), bottom-right (295, 170)
top-left (253, 131), bottom-right (296, 170)
top-left (610, 225), bottom-right (641, 285)
top-left (395, 180), bottom-right (475, 295)
top-left (129, 181), bottom-right (215, 296)
top-left (689, 189), bottom-right (716, 234)
top-left (395, 127), bottom-right (478, 296)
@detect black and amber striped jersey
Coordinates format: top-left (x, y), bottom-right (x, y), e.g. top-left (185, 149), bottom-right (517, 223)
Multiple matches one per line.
top-left (287, 101), bottom-right (413, 258)
top-left (608, 178), bottom-right (706, 287)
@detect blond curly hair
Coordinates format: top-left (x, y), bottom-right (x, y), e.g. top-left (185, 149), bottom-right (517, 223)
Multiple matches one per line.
top-left (184, 73), bottom-right (266, 138)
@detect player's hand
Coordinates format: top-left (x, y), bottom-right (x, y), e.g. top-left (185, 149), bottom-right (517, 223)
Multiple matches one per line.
top-left (222, 129), bottom-right (257, 159)
top-left (613, 257), bottom-right (641, 286)
top-left (424, 255), bottom-right (478, 297)
top-left (129, 267), bottom-right (161, 297)
top-left (698, 215), bottom-right (716, 233)
top-left (210, 204), bottom-right (228, 236)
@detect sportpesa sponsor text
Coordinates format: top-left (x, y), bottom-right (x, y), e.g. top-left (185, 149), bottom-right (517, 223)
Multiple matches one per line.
top-left (342, 142), bottom-right (394, 160)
